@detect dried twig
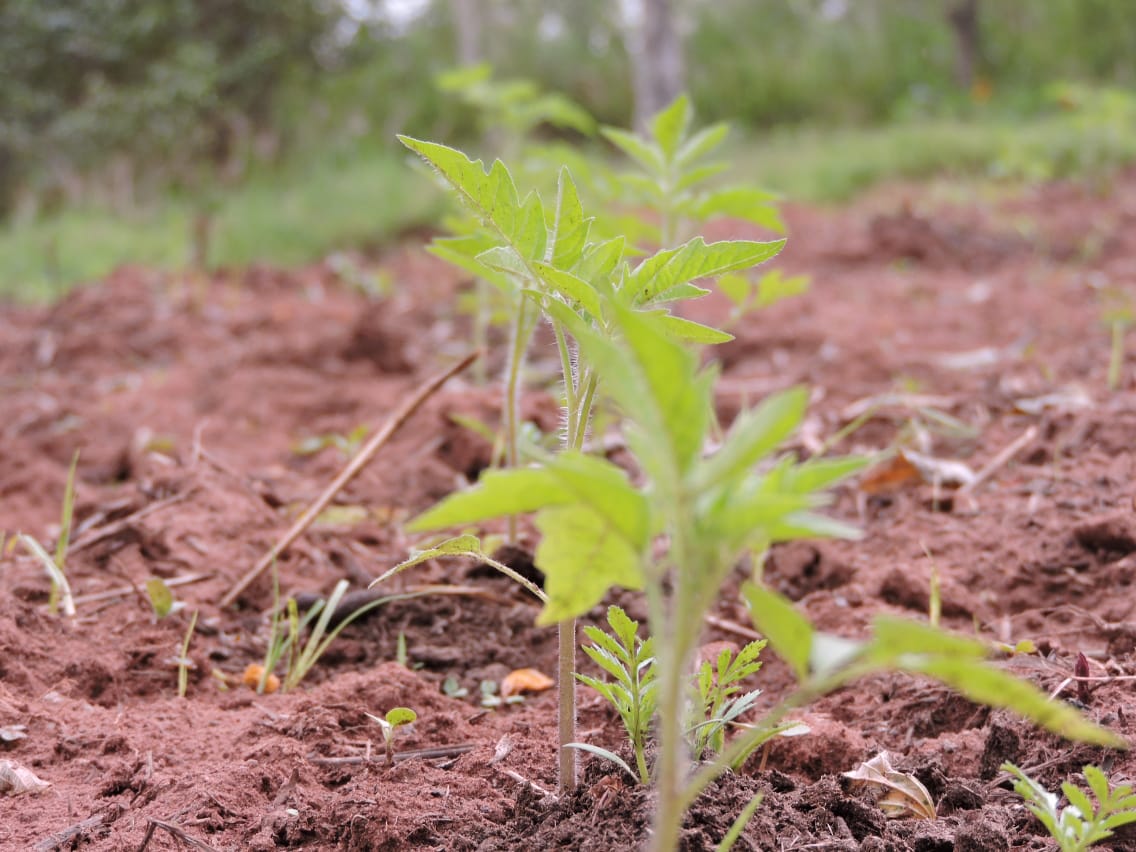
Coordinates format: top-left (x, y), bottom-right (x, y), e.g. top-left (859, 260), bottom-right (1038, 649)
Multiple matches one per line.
top-left (305, 743), bottom-right (475, 766)
top-left (34, 806), bottom-right (122, 852)
top-left (703, 613), bottom-right (761, 641)
top-left (68, 492), bottom-right (191, 555)
top-left (219, 352), bottom-right (478, 608)
top-left (71, 572), bottom-right (212, 606)
top-left (957, 425), bottom-right (1039, 497)
top-left (138, 817), bottom-right (216, 851)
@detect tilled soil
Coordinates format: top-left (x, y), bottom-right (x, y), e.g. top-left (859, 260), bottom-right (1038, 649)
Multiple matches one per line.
top-left (3, 171), bottom-right (1136, 850)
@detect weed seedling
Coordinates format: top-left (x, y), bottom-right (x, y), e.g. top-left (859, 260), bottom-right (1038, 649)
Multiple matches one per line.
top-left (572, 605), bottom-right (657, 783)
top-left (367, 707), bottom-right (417, 765)
top-left (1002, 763), bottom-right (1136, 851)
top-left (1098, 285), bottom-right (1133, 391)
top-left (174, 610), bottom-right (198, 698)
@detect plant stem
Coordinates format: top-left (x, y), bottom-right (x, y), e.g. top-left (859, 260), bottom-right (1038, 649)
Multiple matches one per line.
top-left (1109, 320), bottom-right (1126, 391)
top-left (553, 319), bottom-right (578, 444)
top-left (557, 619), bottom-right (578, 791)
top-left (473, 278), bottom-right (490, 385)
top-left (503, 295), bottom-right (534, 543)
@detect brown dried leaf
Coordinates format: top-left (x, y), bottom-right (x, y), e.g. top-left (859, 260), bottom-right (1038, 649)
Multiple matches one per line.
top-left (842, 752), bottom-right (936, 820)
top-left (0, 759), bottom-right (51, 795)
top-left (500, 668), bottom-right (554, 698)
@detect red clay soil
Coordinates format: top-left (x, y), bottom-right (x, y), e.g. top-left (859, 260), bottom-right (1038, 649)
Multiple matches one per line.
top-left (3, 170), bottom-right (1136, 850)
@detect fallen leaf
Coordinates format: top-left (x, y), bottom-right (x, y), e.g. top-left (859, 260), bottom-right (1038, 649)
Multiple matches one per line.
top-left (1014, 386), bottom-right (1093, 416)
top-left (242, 664), bottom-right (280, 694)
top-left (0, 760), bottom-right (50, 795)
top-left (859, 453), bottom-right (922, 495)
top-left (843, 752), bottom-right (936, 819)
top-left (500, 668), bottom-right (554, 698)
top-left (0, 725), bottom-right (27, 743)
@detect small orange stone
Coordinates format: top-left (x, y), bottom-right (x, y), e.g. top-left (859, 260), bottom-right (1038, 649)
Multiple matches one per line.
top-left (242, 663), bottom-right (280, 694)
top-left (500, 667), bottom-right (554, 698)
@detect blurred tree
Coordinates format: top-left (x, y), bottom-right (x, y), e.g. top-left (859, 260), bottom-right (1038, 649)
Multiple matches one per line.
top-left (947, 0), bottom-right (982, 89)
top-left (0, 0), bottom-right (335, 216)
top-left (623, 0), bottom-right (686, 131)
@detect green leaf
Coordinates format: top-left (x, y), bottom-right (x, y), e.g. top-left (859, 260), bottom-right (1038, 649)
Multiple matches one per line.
top-left (398, 136), bottom-right (546, 263)
top-left (755, 270), bottom-right (810, 308)
top-left (564, 742), bottom-right (639, 782)
top-left (146, 577), bottom-right (175, 618)
top-left (696, 188), bottom-right (786, 234)
top-left (654, 314), bottom-right (734, 344)
top-left (550, 167), bottom-right (590, 269)
top-left (650, 95), bottom-right (693, 160)
top-left (385, 707), bottom-right (417, 727)
top-left (677, 122), bottom-right (729, 166)
top-left (675, 162), bottom-right (729, 193)
top-left (629, 238), bottom-right (785, 306)
top-left (742, 582), bottom-right (813, 680)
top-left (865, 617), bottom-right (989, 663)
top-left (407, 468), bottom-right (573, 531)
top-left (532, 261), bottom-right (602, 318)
top-left (607, 605), bottom-right (640, 651)
top-left (427, 238), bottom-right (514, 294)
top-left (534, 504), bottom-right (644, 625)
top-left (695, 387), bottom-right (808, 492)
top-left (574, 236), bottom-right (626, 291)
top-left (601, 126), bottom-right (664, 174)
top-left (903, 655), bottom-right (1125, 747)
top-left (784, 456), bottom-right (869, 492)
top-left (763, 510), bottom-right (863, 542)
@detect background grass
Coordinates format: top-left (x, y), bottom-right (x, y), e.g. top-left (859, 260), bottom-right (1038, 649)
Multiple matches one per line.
top-left (3, 113), bottom-right (1134, 303)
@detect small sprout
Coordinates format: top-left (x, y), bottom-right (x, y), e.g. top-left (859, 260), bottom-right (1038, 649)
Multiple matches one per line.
top-left (479, 680), bottom-right (525, 709)
top-left (145, 577), bottom-right (184, 620)
top-left (1075, 652), bottom-right (1092, 706)
top-left (1003, 762), bottom-right (1136, 852)
top-left (500, 668), bottom-right (554, 699)
top-left (174, 610), bottom-right (198, 698)
top-left (396, 632), bottom-right (409, 667)
top-left (441, 676), bottom-right (468, 698)
top-left (367, 707), bottom-right (418, 765)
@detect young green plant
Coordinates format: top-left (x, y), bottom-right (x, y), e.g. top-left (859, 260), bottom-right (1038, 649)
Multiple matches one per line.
top-left (572, 605), bottom-right (657, 784)
top-left (1002, 762), bottom-right (1136, 851)
top-left (408, 297), bottom-right (1122, 852)
top-left (398, 131), bottom-right (782, 793)
top-left (367, 707), bottom-right (418, 766)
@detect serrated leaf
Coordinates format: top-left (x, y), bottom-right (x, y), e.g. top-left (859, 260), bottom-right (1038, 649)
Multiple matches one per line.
top-left (755, 270), bottom-right (810, 307)
top-left (651, 95), bottom-right (692, 160)
top-left (695, 387), bottom-right (808, 492)
top-left (398, 136), bottom-right (546, 264)
top-left (630, 238), bottom-right (785, 306)
top-left (696, 187), bottom-right (785, 234)
top-left (654, 314), bottom-right (734, 344)
top-left (601, 126), bottom-right (664, 173)
top-left (742, 582), bottom-right (813, 680)
top-left (677, 122), bottom-right (729, 166)
top-left (550, 167), bottom-right (590, 269)
top-left (607, 605), bottom-right (640, 651)
top-left (904, 655), bottom-right (1125, 747)
top-left (675, 162), bottom-right (729, 193)
top-left (534, 504), bottom-right (644, 625)
top-left (407, 468), bottom-right (573, 532)
top-left (532, 261), bottom-right (602, 318)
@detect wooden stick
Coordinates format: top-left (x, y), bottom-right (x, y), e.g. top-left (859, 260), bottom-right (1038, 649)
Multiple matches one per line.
top-left (68, 492), bottom-right (190, 555)
top-left (957, 424), bottom-right (1038, 497)
top-left (306, 743), bottom-right (475, 766)
top-left (71, 572), bottom-right (212, 606)
top-left (138, 818), bottom-right (216, 851)
top-left (219, 352), bottom-right (478, 608)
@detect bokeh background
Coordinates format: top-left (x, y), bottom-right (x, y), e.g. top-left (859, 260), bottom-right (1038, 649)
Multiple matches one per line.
top-left (3, 0), bottom-right (1134, 299)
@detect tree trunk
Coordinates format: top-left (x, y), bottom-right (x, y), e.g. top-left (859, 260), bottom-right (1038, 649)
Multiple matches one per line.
top-left (625, 0), bottom-right (686, 131)
top-left (450, 0), bottom-right (483, 66)
top-left (947, 0), bottom-right (981, 90)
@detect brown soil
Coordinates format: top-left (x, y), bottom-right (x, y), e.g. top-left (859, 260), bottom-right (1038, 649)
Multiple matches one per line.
top-left (4, 170), bottom-right (1136, 851)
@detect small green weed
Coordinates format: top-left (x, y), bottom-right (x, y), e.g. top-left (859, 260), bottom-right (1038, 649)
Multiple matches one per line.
top-left (367, 707), bottom-right (418, 765)
top-left (1003, 762), bottom-right (1136, 851)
